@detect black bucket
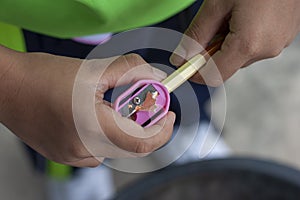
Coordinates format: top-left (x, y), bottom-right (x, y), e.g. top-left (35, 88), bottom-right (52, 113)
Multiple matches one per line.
top-left (114, 157), bottom-right (300, 200)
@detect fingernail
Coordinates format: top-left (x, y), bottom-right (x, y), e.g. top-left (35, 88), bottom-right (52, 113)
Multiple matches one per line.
top-left (152, 67), bottom-right (167, 80)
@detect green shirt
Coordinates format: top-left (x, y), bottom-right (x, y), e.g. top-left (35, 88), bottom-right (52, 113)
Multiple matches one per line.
top-left (0, 0), bottom-right (195, 38)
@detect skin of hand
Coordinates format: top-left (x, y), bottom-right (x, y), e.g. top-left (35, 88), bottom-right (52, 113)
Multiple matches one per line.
top-left (170, 0), bottom-right (300, 86)
top-left (0, 46), bottom-right (175, 167)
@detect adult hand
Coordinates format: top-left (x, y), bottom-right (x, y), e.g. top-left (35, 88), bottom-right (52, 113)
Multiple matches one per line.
top-left (0, 46), bottom-right (175, 167)
top-left (171, 0), bottom-right (300, 86)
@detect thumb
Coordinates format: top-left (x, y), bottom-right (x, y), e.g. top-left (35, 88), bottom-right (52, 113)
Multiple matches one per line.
top-left (170, 1), bottom-right (232, 66)
top-left (103, 54), bottom-right (167, 89)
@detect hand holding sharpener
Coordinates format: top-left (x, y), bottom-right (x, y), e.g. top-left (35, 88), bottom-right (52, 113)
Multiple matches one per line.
top-left (114, 36), bottom-right (224, 127)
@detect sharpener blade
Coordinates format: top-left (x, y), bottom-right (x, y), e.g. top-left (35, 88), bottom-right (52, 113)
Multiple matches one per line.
top-left (119, 84), bottom-right (157, 118)
top-left (113, 80), bottom-right (170, 127)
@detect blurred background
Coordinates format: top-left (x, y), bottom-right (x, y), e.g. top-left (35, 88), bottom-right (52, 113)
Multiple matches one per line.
top-left (0, 34), bottom-right (300, 199)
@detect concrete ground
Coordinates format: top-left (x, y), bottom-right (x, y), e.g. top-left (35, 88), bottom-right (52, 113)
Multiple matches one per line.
top-left (0, 34), bottom-right (300, 199)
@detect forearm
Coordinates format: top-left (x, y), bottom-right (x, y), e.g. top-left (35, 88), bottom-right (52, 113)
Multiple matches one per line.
top-left (0, 45), bottom-right (24, 123)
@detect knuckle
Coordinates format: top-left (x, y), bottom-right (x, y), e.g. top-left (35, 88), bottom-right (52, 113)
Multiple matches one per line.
top-left (268, 48), bottom-right (282, 58)
top-left (134, 140), bottom-right (154, 154)
top-left (206, 79), bottom-right (224, 87)
top-left (68, 143), bottom-right (87, 159)
top-left (186, 25), bottom-right (202, 44)
top-left (239, 34), bottom-right (262, 59)
top-left (124, 53), bottom-right (145, 67)
top-left (44, 143), bottom-right (93, 166)
top-left (264, 35), bottom-right (284, 58)
top-left (238, 31), bottom-right (283, 59)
